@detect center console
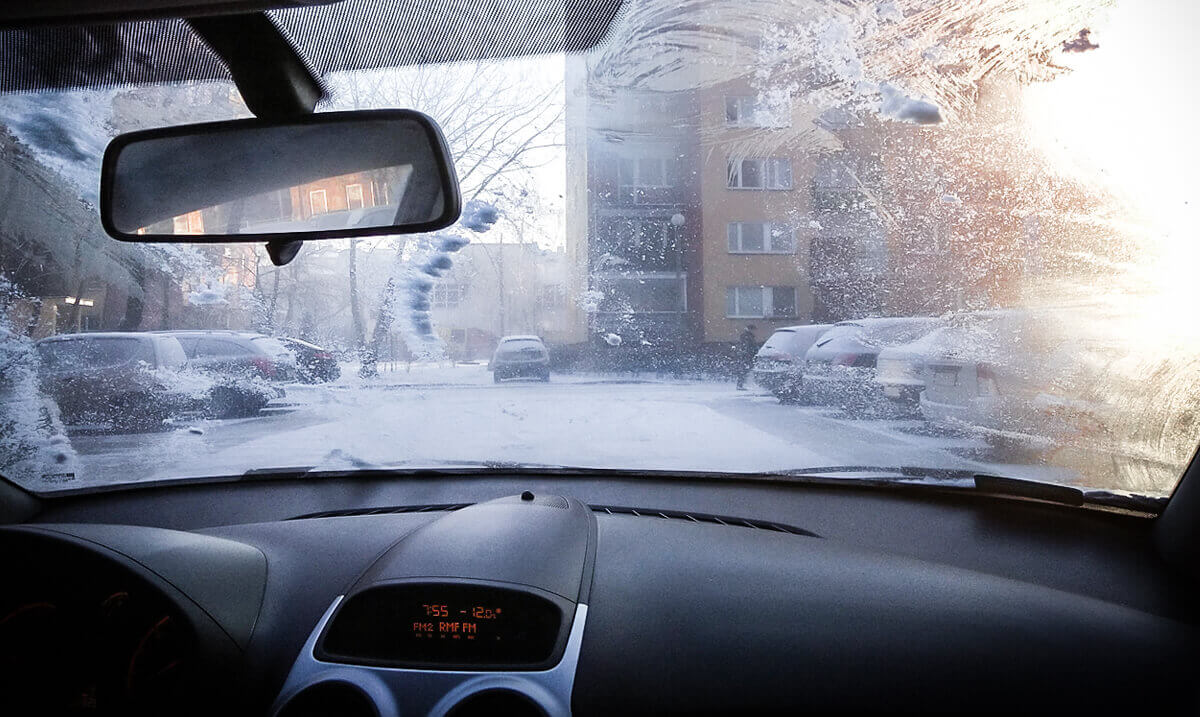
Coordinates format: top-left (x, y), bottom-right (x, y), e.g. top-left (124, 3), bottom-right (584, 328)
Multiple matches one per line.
top-left (270, 492), bottom-right (596, 717)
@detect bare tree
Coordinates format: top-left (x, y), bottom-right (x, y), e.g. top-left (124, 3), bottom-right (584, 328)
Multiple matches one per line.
top-left (323, 61), bottom-right (563, 375)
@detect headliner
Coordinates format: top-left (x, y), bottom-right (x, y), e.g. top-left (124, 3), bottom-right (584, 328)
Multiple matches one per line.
top-left (0, 0), bottom-right (623, 94)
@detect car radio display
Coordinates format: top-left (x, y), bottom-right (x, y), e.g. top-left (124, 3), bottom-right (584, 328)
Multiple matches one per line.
top-left (318, 583), bottom-right (565, 669)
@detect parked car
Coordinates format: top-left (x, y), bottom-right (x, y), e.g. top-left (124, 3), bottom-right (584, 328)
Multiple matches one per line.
top-left (279, 337), bottom-right (341, 383)
top-left (36, 331), bottom-right (281, 427)
top-left (803, 317), bottom-right (943, 410)
top-left (161, 330), bottom-right (299, 383)
top-left (916, 310), bottom-right (1112, 451)
top-left (490, 335), bottom-right (550, 382)
top-left (35, 332), bottom-right (196, 430)
top-left (752, 324), bottom-right (834, 401)
top-left (874, 326), bottom-right (952, 408)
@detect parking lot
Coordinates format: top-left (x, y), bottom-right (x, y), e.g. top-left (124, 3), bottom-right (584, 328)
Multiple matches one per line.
top-left (56, 362), bottom-right (1087, 492)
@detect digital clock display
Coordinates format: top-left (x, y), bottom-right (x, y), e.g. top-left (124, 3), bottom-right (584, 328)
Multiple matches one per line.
top-left (318, 583), bottom-right (566, 669)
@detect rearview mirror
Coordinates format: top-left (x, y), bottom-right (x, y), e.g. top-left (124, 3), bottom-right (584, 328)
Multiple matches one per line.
top-left (100, 109), bottom-right (461, 242)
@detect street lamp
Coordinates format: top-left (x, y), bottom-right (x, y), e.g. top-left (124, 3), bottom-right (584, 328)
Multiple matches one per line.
top-left (669, 213), bottom-right (686, 324)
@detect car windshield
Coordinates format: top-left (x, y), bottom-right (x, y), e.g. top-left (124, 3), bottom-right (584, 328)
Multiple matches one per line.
top-left (251, 337), bottom-right (294, 359)
top-left (36, 338), bottom-right (145, 371)
top-left (1, 0), bottom-right (1198, 509)
top-left (760, 331), bottom-right (796, 352)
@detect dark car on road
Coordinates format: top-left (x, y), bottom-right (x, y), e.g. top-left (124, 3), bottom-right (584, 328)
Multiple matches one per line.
top-left (162, 331), bottom-right (299, 383)
top-left (36, 332), bottom-right (281, 428)
top-left (802, 317), bottom-right (943, 411)
top-left (279, 337), bottom-right (341, 383)
top-left (35, 332), bottom-right (194, 430)
top-left (752, 324), bottom-right (834, 401)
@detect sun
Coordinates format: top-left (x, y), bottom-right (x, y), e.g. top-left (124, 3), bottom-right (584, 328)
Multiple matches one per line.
top-left (1020, 0), bottom-right (1200, 348)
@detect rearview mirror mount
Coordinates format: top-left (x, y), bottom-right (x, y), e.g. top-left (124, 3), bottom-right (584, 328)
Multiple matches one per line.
top-left (100, 109), bottom-right (461, 245)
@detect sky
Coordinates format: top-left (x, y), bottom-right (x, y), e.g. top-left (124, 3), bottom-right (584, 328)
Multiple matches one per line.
top-left (1023, 0), bottom-right (1200, 242)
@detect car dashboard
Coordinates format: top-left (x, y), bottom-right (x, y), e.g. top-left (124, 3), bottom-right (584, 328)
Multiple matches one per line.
top-left (2, 474), bottom-right (1198, 715)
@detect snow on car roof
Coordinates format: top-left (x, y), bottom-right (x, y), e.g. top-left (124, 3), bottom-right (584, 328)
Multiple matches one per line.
top-left (36, 332), bottom-right (152, 342)
top-left (500, 335), bottom-right (544, 342)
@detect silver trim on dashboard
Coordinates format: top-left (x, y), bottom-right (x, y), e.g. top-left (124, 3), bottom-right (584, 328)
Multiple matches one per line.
top-left (270, 596), bottom-right (589, 717)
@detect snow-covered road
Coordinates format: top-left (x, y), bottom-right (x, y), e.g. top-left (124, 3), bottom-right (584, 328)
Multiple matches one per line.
top-left (60, 363), bottom-right (1074, 492)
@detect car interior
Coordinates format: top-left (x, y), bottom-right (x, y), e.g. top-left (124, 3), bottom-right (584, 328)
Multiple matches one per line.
top-left (1, 1), bottom-right (1198, 715)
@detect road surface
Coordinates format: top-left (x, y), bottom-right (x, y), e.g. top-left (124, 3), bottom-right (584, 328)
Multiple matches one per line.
top-left (54, 363), bottom-right (1074, 493)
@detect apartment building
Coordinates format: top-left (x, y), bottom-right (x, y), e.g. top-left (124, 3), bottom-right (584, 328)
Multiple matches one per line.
top-left (696, 79), bottom-right (845, 344)
top-left (577, 85), bottom-right (703, 350)
top-left (566, 62), bottom-right (887, 357)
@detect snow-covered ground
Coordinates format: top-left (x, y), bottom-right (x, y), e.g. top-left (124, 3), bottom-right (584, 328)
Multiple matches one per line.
top-left (42, 362), bottom-right (1085, 493)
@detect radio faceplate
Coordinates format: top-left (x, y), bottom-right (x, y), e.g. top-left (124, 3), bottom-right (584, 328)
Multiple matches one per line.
top-left (316, 580), bottom-right (571, 670)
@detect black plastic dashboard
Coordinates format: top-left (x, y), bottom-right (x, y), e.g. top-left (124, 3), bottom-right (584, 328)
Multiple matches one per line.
top-left (2, 474), bottom-right (1198, 714)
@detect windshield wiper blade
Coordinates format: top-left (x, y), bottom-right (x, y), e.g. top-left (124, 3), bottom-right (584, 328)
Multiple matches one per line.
top-left (1078, 489), bottom-right (1168, 513)
top-left (780, 467), bottom-right (1164, 513)
top-left (973, 474), bottom-right (1084, 506)
top-left (973, 474), bottom-right (1167, 513)
top-left (776, 465), bottom-right (977, 480)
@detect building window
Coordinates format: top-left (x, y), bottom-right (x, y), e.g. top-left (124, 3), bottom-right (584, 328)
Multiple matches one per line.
top-left (636, 221), bottom-right (671, 252)
top-left (594, 272), bottom-right (686, 314)
top-left (727, 223), bottom-right (795, 254)
top-left (595, 217), bottom-right (680, 269)
top-left (346, 183), bottom-right (365, 210)
top-left (619, 157), bottom-right (675, 188)
top-left (725, 95), bottom-right (791, 127)
top-left (433, 282), bottom-right (465, 309)
top-left (309, 189), bottom-right (328, 215)
top-left (172, 211), bottom-right (204, 234)
top-left (725, 286), bottom-right (797, 318)
top-left (728, 158), bottom-right (792, 190)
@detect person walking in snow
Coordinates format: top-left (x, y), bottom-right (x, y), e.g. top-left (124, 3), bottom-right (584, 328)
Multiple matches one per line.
top-left (736, 324), bottom-right (758, 390)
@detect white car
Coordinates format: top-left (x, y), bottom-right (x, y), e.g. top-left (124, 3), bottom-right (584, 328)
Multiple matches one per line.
top-left (489, 335), bottom-right (551, 383)
top-left (916, 311), bottom-right (1101, 448)
top-left (752, 324), bottom-right (834, 401)
top-left (803, 317), bottom-right (943, 409)
top-left (874, 326), bottom-right (951, 407)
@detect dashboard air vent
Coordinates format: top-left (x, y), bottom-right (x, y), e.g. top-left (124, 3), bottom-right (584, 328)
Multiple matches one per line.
top-left (590, 505), bottom-right (819, 537)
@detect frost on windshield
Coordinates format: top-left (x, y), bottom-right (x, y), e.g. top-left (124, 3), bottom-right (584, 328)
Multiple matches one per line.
top-left (1, 0), bottom-right (1199, 501)
top-left (0, 279), bottom-right (78, 484)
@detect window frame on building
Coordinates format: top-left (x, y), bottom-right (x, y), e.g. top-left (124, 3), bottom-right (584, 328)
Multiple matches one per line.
top-left (727, 222), bottom-right (796, 254)
top-left (618, 156), bottom-right (677, 190)
top-left (725, 286), bottom-right (798, 319)
top-left (309, 189), bottom-right (328, 215)
top-left (724, 95), bottom-right (792, 128)
top-left (345, 183), bottom-right (365, 210)
top-left (727, 157), bottom-right (793, 190)
top-left (593, 271), bottom-right (688, 314)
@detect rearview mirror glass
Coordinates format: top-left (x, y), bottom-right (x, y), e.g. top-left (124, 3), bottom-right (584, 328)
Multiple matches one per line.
top-left (100, 109), bottom-right (461, 242)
